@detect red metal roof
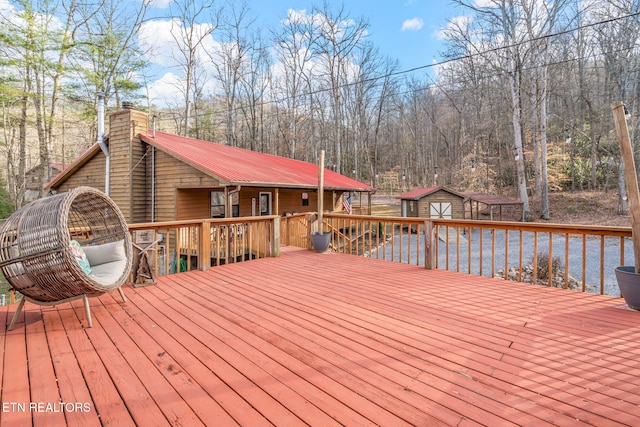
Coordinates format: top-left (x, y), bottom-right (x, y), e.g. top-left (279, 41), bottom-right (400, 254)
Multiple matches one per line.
top-left (47, 132), bottom-right (374, 192)
top-left (142, 132), bottom-right (372, 191)
top-left (463, 192), bottom-right (523, 206)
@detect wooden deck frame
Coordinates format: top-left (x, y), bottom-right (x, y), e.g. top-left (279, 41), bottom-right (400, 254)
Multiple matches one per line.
top-left (1, 247), bottom-right (639, 426)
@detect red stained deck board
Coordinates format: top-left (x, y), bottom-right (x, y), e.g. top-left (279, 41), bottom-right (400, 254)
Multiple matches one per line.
top-left (197, 269), bottom-right (559, 423)
top-left (95, 292), bottom-right (239, 426)
top-left (128, 284), bottom-right (317, 426)
top-left (60, 303), bottom-right (159, 427)
top-left (197, 264), bottom-right (581, 426)
top-left (163, 272), bottom-right (451, 427)
top-left (2, 247), bottom-right (640, 426)
top-left (26, 308), bottom-right (67, 427)
top-left (175, 269), bottom-right (528, 426)
top-left (220, 252), bottom-right (636, 426)
top-left (41, 308), bottom-right (101, 427)
top-left (140, 277), bottom-right (385, 427)
top-left (110, 292), bottom-right (273, 427)
top-left (84, 299), bottom-right (206, 426)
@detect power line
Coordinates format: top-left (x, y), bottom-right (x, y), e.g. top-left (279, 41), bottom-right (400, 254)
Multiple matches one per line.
top-left (155, 10), bottom-right (640, 123)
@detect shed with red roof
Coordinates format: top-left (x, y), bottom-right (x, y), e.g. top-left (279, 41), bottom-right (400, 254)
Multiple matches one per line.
top-left (46, 107), bottom-right (374, 224)
top-left (397, 186), bottom-right (467, 219)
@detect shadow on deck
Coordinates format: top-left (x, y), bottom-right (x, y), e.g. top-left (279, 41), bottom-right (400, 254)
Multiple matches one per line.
top-left (1, 247), bottom-right (639, 426)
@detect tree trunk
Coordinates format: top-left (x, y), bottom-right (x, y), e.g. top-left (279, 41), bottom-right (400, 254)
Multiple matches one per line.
top-left (510, 66), bottom-right (531, 221)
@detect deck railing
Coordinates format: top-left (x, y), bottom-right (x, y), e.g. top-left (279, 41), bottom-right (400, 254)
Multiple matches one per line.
top-left (128, 216), bottom-right (280, 277)
top-left (282, 213), bottom-right (632, 297)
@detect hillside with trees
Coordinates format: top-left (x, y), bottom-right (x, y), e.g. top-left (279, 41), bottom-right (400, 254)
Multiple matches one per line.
top-left (1, 0), bottom-right (639, 221)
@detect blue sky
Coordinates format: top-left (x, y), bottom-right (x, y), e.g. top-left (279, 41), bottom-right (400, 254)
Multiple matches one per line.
top-left (138, 0), bottom-right (463, 106)
top-left (250, 0), bottom-right (459, 72)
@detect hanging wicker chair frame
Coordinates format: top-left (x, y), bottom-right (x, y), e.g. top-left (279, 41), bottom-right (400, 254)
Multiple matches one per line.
top-left (0, 186), bottom-right (132, 329)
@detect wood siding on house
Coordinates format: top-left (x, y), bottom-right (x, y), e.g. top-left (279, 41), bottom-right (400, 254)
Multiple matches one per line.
top-left (177, 189), bottom-right (212, 221)
top-left (56, 156), bottom-right (106, 194)
top-left (150, 149), bottom-right (222, 222)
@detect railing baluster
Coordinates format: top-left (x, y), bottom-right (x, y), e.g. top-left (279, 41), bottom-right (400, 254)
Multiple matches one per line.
top-left (518, 230), bottom-right (523, 281)
top-left (504, 229), bottom-right (509, 280)
top-left (533, 233), bottom-right (538, 283)
top-left (582, 235), bottom-right (587, 292)
top-left (564, 233), bottom-right (569, 289)
top-left (548, 231), bottom-right (553, 288)
top-left (479, 227), bottom-right (484, 277)
top-left (600, 236), bottom-right (605, 295)
top-left (491, 228), bottom-right (495, 279)
top-left (467, 226), bottom-right (472, 275)
top-left (456, 226), bottom-right (461, 272)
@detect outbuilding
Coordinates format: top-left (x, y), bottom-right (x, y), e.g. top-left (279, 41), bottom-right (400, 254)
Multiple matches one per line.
top-left (397, 186), bottom-right (467, 219)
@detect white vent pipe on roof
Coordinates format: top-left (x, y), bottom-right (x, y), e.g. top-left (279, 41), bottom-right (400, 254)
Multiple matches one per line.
top-left (97, 92), bottom-right (110, 195)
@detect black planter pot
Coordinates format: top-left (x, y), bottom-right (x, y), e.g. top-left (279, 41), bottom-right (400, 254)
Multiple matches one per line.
top-left (614, 266), bottom-right (640, 311)
top-left (310, 232), bottom-right (331, 253)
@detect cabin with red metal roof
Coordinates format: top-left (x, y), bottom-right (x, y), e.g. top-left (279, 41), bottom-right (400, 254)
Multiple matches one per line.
top-left (46, 107), bottom-right (374, 223)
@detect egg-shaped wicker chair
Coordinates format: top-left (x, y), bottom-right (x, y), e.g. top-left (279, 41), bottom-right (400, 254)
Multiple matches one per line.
top-left (0, 186), bottom-right (132, 329)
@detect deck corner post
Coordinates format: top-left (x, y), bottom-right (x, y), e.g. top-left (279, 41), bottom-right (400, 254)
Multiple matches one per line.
top-left (272, 216), bottom-right (281, 257)
top-left (199, 221), bottom-right (212, 271)
top-left (306, 213), bottom-right (315, 250)
top-left (424, 220), bottom-right (435, 269)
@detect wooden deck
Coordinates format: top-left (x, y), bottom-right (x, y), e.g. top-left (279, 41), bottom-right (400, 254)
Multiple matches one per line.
top-left (2, 247), bottom-right (640, 426)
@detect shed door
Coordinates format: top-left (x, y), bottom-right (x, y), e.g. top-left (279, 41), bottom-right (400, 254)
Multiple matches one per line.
top-left (430, 202), bottom-right (452, 219)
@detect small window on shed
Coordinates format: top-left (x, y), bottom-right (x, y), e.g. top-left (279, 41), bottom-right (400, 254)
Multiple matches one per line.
top-left (302, 192), bottom-right (309, 206)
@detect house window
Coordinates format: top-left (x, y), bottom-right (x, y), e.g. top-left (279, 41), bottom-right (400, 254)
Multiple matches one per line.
top-left (211, 192), bottom-right (225, 218)
top-left (230, 192), bottom-right (239, 217)
top-left (302, 192), bottom-right (309, 206)
top-left (211, 191), bottom-right (239, 217)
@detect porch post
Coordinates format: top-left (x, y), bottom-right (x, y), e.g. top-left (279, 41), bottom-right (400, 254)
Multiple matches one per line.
top-left (199, 220), bottom-right (211, 270)
top-left (271, 216), bottom-right (281, 257)
top-left (424, 220), bottom-right (435, 270)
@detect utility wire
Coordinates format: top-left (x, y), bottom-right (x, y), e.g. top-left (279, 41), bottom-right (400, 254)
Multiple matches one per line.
top-left (154, 10), bottom-right (640, 123)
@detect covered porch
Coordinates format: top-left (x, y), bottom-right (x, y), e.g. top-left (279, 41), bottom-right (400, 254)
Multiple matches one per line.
top-left (1, 247), bottom-right (638, 426)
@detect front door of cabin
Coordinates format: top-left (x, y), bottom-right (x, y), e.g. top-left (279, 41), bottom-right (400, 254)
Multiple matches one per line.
top-left (259, 192), bottom-right (272, 215)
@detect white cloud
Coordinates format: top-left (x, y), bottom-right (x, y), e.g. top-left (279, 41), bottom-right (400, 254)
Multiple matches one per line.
top-left (149, 0), bottom-right (172, 9)
top-left (474, 0), bottom-right (497, 6)
top-left (138, 18), bottom-right (221, 68)
top-left (147, 72), bottom-right (185, 108)
top-left (435, 15), bottom-right (473, 40)
top-left (401, 17), bottom-right (424, 32)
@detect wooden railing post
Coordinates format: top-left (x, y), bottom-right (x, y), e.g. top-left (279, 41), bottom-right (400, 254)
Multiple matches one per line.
top-left (424, 220), bottom-right (435, 270)
top-left (272, 216), bottom-right (281, 257)
top-left (305, 213), bottom-right (316, 250)
top-left (199, 220), bottom-right (211, 271)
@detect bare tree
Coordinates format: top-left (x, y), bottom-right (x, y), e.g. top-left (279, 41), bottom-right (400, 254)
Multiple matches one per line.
top-left (170, 0), bottom-right (218, 136)
top-left (206, 1), bottom-right (254, 147)
top-left (237, 35), bottom-right (271, 152)
top-left (311, 1), bottom-right (369, 174)
top-left (272, 8), bottom-right (317, 158)
top-left (590, 0), bottom-right (640, 213)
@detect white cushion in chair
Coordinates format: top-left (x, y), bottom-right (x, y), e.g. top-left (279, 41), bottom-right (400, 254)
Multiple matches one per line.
top-left (89, 258), bottom-right (128, 286)
top-left (83, 240), bottom-right (126, 266)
